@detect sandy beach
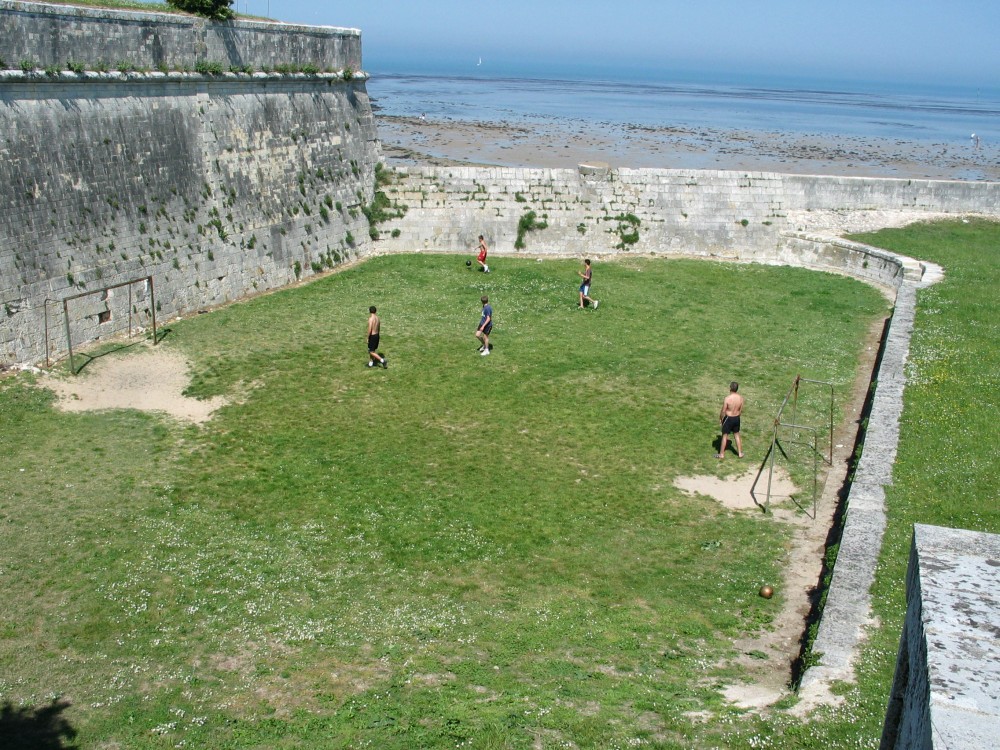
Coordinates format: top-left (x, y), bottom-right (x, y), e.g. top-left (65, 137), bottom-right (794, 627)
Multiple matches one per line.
top-left (377, 114), bottom-right (1000, 181)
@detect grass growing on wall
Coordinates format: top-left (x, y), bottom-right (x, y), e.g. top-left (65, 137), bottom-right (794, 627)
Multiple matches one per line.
top-left (0, 254), bottom-right (889, 748)
top-left (21, 0), bottom-right (269, 18)
top-left (33, 0), bottom-right (186, 14)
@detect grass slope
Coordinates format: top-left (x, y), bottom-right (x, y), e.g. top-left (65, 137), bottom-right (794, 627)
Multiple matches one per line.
top-left (1, 254), bottom-right (887, 748)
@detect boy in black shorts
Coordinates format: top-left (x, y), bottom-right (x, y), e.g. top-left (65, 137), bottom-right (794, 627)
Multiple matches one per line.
top-left (367, 306), bottom-right (387, 368)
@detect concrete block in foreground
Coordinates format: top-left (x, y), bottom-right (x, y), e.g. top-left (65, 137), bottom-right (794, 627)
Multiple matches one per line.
top-left (880, 524), bottom-right (1000, 750)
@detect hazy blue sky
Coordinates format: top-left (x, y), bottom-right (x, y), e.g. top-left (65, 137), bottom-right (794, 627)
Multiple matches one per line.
top-left (237, 0), bottom-right (998, 87)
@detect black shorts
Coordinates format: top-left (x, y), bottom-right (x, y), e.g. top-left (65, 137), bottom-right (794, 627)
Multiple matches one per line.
top-left (479, 323), bottom-right (493, 336)
top-left (721, 415), bottom-right (741, 434)
top-left (368, 333), bottom-right (380, 353)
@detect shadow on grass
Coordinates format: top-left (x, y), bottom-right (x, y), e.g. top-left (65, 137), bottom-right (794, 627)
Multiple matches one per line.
top-left (70, 328), bottom-right (172, 375)
top-left (0, 699), bottom-right (78, 749)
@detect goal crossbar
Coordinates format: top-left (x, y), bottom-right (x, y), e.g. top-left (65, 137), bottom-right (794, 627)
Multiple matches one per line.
top-left (60, 275), bottom-right (158, 374)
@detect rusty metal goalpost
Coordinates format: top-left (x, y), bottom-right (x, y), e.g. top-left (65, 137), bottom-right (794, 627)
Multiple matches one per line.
top-left (47, 275), bottom-right (158, 374)
top-left (750, 374), bottom-right (834, 517)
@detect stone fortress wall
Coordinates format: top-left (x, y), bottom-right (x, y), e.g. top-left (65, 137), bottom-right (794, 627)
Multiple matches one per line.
top-left (3, 3), bottom-right (1000, 741)
top-left (0, 0), bottom-right (380, 365)
top-left (0, 0), bottom-right (361, 72)
top-left (375, 165), bottom-right (1000, 289)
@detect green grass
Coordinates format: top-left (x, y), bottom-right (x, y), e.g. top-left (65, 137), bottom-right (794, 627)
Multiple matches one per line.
top-left (840, 218), bottom-right (1000, 739)
top-left (36, 0), bottom-right (187, 14)
top-left (31, 0), bottom-right (263, 17)
top-left (706, 218), bottom-right (1000, 750)
top-left (1, 254), bottom-right (888, 748)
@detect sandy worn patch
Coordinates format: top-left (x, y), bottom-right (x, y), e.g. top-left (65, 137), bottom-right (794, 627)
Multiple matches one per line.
top-left (673, 466), bottom-right (798, 511)
top-left (45, 345), bottom-right (225, 424)
top-left (723, 683), bottom-right (787, 710)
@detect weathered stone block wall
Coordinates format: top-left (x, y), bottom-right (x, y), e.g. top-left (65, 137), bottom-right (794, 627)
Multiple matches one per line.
top-left (1, 3), bottom-right (380, 365)
top-left (377, 166), bottom-right (1000, 287)
top-left (379, 166), bottom-right (785, 255)
top-left (0, 0), bottom-right (360, 72)
top-left (782, 174), bottom-right (999, 213)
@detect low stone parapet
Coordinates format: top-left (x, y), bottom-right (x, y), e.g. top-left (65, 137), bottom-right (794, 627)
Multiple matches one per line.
top-left (880, 524), bottom-right (1000, 749)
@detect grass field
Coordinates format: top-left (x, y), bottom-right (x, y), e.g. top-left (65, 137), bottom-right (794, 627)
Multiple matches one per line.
top-left (2, 253), bottom-right (893, 748)
top-left (693, 218), bottom-right (1000, 749)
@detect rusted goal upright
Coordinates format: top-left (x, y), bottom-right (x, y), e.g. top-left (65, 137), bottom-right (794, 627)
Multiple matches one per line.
top-left (61, 275), bottom-right (157, 374)
top-left (751, 374), bottom-right (834, 517)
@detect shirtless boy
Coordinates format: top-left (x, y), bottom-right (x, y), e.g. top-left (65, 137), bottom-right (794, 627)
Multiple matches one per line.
top-left (367, 306), bottom-right (387, 369)
top-left (717, 381), bottom-right (744, 458)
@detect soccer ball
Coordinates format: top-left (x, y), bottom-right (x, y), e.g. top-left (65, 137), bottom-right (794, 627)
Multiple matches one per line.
top-left (466, 259), bottom-right (472, 267)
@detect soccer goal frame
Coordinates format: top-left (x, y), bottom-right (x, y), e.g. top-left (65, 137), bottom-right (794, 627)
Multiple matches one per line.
top-left (750, 374), bottom-right (834, 517)
top-left (57, 275), bottom-right (158, 374)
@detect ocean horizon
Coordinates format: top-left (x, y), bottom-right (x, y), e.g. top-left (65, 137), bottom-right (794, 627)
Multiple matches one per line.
top-left (367, 62), bottom-right (1000, 148)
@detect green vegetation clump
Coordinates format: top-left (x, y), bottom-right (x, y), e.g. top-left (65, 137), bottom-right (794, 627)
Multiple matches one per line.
top-left (515, 209), bottom-right (548, 249)
top-left (361, 164), bottom-right (408, 239)
top-left (611, 212), bottom-right (641, 250)
top-left (194, 60), bottom-right (224, 75)
top-left (166, 0), bottom-right (233, 20)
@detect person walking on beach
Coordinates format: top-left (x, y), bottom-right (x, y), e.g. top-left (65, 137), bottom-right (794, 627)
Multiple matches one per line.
top-left (717, 381), bottom-right (744, 458)
top-left (367, 306), bottom-right (387, 369)
top-left (475, 295), bottom-right (493, 356)
top-left (577, 258), bottom-right (599, 309)
top-left (475, 235), bottom-right (490, 273)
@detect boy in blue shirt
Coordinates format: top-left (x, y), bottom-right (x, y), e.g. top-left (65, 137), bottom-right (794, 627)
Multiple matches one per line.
top-left (475, 296), bottom-right (493, 356)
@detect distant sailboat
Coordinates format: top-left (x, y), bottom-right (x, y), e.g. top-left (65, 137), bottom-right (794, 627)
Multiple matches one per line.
top-left (477, 57), bottom-right (482, 66)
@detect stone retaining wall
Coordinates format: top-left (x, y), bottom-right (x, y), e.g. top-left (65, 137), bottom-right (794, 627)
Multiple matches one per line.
top-left (1, 3), bottom-right (381, 365)
top-left (375, 165), bottom-right (999, 288)
top-left (0, 0), bottom-right (360, 72)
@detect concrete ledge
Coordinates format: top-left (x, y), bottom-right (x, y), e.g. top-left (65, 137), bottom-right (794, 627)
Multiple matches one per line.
top-left (798, 281), bottom-right (918, 707)
top-left (0, 69), bottom-right (367, 82)
top-left (880, 524), bottom-right (1000, 749)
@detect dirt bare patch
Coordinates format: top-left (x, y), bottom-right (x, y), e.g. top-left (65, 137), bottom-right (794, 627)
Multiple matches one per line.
top-left (673, 465), bottom-right (798, 512)
top-left (675, 462), bottom-right (830, 709)
top-left (45, 345), bottom-right (225, 424)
